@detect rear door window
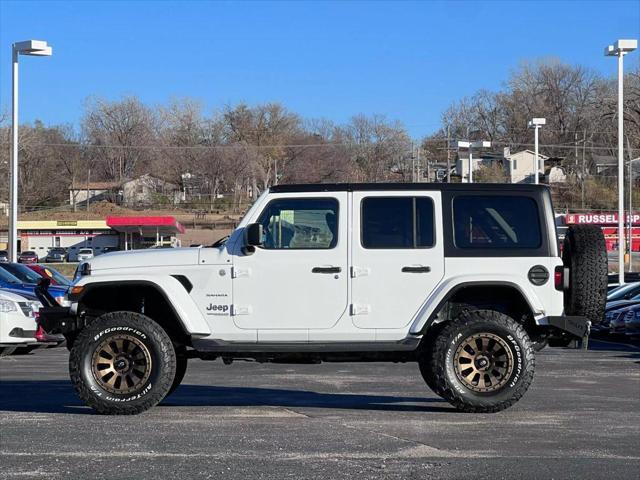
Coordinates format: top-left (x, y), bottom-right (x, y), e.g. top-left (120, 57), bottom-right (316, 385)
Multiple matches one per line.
top-left (361, 197), bottom-right (434, 249)
top-left (453, 196), bottom-right (541, 249)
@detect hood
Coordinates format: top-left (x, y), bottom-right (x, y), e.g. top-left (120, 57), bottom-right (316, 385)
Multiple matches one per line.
top-left (0, 288), bottom-right (36, 302)
top-left (88, 248), bottom-right (201, 271)
top-left (606, 299), bottom-right (640, 312)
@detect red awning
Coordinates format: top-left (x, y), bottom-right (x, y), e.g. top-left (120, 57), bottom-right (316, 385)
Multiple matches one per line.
top-left (106, 216), bottom-right (186, 235)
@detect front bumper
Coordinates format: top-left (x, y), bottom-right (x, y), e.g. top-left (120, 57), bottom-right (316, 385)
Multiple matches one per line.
top-left (37, 306), bottom-right (78, 335)
top-left (0, 315), bottom-right (39, 346)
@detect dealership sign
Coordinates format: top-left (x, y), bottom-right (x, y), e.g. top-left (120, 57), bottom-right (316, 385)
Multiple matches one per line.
top-left (565, 212), bottom-right (640, 225)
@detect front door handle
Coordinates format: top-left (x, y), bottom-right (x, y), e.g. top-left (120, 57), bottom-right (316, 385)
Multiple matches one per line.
top-left (401, 266), bottom-right (431, 273)
top-left (312, 266), bottom-right (342, 274)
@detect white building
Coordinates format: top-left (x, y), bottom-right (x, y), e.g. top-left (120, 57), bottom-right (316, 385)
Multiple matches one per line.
top-left (69, 181), bottom-right (120, 206)
top-left (17, 220), bottom-right (119, 261)
top-left (503, 150), bottom-right (549, 184)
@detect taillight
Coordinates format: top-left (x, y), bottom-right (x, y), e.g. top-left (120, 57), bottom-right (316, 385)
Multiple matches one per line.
top-left (554, 266), bottom-right (564, 291)
top-left (35, 325), bottom-right (58, 343)
top-left (35, 325), bottom-right (47, 342)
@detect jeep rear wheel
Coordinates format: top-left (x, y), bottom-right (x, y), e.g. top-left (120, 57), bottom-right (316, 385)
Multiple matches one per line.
top-left (421, 310), bottom-right (534, 413)
top-left (69, 311), bottom-right (176, 415)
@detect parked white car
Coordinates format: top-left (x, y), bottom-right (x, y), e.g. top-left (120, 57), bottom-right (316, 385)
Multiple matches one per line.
top-left (77, 248), bottom-right (94, 262)
top-left (0, 290), bottom-right (40, 356)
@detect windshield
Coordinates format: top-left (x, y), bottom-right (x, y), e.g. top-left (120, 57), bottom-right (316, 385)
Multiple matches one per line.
top-left (79, 249), bottom-right (92, 254)
top-left (607, 282), bottom-right (640, 301)
top-left (43, 267), bottom-right (72, 286)
top-left (0, 263), bottom-right (42, 283)
top-left (0, 267), bottom-right (23, 284)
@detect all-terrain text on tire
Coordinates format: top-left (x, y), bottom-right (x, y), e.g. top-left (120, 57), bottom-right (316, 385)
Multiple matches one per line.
top-left (36, 183), bottom-right (604, 414)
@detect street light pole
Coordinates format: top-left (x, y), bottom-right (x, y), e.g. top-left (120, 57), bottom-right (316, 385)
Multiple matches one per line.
top-left (454, 140), bottom-right (490, 183)
top-left (10, 49), bottom-right (19, 263)
top-left (528, 118), bottom-right (546, 184)
top-left (9, 40), bottom-right (52, 262)
top-left (606, 39), bottom-right (637, 285)
top-left (628, 156), bottom-right (640, 272)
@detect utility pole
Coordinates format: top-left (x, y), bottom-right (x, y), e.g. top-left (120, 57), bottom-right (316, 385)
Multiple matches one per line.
top-left (86, 166), bottom-right (91, 212)
top-left (628, 141), bottom-right (632, 273)
top-left (581, 131), bottom-right (586, 209)
top-left (411, 141), bottom-right (416, 182)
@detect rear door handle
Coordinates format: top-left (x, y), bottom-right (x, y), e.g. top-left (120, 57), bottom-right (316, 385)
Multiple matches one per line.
top-left (401, 266), bottom-right (431, 273)
top-left (312, 266), bottom-right (342, 274)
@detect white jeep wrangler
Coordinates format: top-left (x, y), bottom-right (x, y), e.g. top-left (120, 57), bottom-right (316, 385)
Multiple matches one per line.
top-left (37, 183), bottom-right (608, 415)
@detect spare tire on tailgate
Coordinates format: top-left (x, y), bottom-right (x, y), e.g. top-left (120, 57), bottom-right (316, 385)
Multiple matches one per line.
top-left (562, 225), bottom-right (608, 325)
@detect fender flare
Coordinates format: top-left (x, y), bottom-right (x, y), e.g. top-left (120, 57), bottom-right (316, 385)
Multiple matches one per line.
top-left (71, 276), bottom-right (211, 337)
top-left (409, 279), bottom-right (544, 335)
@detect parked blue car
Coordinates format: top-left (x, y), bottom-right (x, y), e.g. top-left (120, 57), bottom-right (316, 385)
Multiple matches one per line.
top-left (0, 264), bottom-right (68, 304)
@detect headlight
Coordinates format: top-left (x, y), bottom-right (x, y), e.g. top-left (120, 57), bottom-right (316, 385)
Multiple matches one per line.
top-left (55, 296), bottom-right (71, 307)
top-left (0, 300), bottom-right (18, 313)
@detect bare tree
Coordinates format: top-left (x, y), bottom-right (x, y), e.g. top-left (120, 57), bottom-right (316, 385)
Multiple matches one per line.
top-left (82, 96), bottom-right (157, 182)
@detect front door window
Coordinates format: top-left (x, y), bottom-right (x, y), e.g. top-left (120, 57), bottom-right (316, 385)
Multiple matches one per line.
top-left (257, 198), bottom-right (339, 250)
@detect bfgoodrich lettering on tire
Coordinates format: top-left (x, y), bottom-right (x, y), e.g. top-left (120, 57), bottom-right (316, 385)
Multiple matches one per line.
top-left (69, 311), bottom-right (176, 415)
top-left (421, 310), bottom-right (535, 413)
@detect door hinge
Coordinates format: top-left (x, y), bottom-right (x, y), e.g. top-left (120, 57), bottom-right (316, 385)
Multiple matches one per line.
top-left (350, 303), bottom-right (371, 315)
top-left (231, 267), bottom-right (251, 278)
top-left (350, 266), bottom-right (371, 278)
top-left (231, 305), bottom-right (252, 316)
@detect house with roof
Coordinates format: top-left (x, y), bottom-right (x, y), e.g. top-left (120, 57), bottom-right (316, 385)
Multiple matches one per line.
top-left (69, 174), bottom-right (181, 207)
top-left (69, 181), bottom-right (121, 206)
top-left (503, 150), bottom-right (550, 184)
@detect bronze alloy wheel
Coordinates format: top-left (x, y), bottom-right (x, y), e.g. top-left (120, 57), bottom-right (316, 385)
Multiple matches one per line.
top-left (453, 332), bottom-right (514, 393)
top-left (91, 334), bottom-right (152, 395)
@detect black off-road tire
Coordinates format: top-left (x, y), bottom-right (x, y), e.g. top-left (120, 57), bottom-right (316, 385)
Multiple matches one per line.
top-left (69, 311), bottom-right (176, 415)
top-left (418, 323), bottom-right (445, 395)
top-left (166, 351), bottom-right (188, 396)
top-left (421, 310), bottom-right (535, 413)
top-left (562, 225), bottom-right (608, 325)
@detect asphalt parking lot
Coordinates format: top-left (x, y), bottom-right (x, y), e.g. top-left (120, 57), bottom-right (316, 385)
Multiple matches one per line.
top-left (0, 340), bottom-right (639, 480)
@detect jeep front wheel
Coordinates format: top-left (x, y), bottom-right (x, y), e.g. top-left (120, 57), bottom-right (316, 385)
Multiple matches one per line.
top-left (69, 311), bottom-right (176, 415)
top-left (421, 310), bottom-right (534, 413)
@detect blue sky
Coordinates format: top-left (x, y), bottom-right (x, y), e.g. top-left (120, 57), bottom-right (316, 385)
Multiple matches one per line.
top-left (1, 0), bottom-right (639, 138)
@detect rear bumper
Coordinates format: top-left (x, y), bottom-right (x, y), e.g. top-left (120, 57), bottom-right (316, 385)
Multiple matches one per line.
top-left (536, 315), bottom-right (591, 339)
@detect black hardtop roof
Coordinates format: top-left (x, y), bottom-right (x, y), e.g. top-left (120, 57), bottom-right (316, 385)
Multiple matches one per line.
top-left (269, 182), bottom-right (549, 193)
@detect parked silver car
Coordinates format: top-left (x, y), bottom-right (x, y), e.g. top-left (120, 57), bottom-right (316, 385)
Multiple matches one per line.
top-left (76, 248), bottom-right (94, 262)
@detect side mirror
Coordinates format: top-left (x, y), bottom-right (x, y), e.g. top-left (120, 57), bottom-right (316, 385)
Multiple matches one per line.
top-left (243, 223), bottom-right (263, 254)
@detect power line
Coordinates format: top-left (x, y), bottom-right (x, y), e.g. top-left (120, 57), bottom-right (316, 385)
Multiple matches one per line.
top-left (0, 141), bottom-right (636, 152)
